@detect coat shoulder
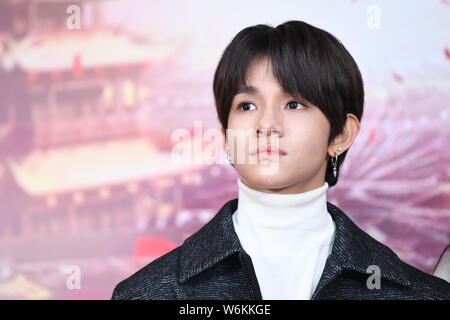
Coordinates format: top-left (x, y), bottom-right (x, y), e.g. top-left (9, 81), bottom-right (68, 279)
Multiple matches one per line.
top-left (400, 259), bottom-right (450, 299)
top-left (111, 245), bottom-right (182, 300)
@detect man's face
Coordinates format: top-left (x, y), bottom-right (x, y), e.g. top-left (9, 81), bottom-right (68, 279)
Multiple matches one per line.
top-left (225, 56), bottom-right (331, 194)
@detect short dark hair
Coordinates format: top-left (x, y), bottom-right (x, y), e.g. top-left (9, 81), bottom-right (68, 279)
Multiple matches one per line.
top-left (213, 20), bottom-right (364, 187)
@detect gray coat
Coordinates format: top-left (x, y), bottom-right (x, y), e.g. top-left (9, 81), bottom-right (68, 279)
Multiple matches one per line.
top-left (111, 199), bottom-right (450, 300)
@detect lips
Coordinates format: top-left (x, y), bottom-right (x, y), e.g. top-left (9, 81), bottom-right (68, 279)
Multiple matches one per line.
top-left (252, 145), bottom-right (287, 156)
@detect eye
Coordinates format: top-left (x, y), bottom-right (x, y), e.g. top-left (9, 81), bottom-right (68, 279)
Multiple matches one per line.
top-left (287, 101), bottom-right (307, 110)
top-left (237, 102), bottom-right (256, 112)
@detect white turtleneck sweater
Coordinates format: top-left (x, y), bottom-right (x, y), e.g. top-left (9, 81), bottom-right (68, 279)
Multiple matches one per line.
top-left (232, 177), bottom-right (336, 300)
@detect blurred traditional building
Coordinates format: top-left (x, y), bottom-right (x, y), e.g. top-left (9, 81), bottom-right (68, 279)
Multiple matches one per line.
top-left (0, 0), bottom-right (237, 269)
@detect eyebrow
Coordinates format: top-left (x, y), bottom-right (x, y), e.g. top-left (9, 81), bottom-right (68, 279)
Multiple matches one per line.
top-left (236, 85), bottom-right (288, 95)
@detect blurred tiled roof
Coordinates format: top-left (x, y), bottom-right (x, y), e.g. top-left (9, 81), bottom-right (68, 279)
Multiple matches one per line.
top-left (5, 30), bottom-right (181, 71)
top-left (7, 136), bottom-right (206, 196)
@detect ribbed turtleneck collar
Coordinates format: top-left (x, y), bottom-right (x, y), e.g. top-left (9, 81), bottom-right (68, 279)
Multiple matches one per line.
top-left (232, 177), bottom-right (333, 253)
top-left (236, 177), bottom-right (329, 228)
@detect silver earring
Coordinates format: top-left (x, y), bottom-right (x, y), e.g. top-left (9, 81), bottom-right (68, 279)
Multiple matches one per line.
top-left (331, 147), bottom-right (342, 178)
top-left (226, 147), bottom-right (233, 164)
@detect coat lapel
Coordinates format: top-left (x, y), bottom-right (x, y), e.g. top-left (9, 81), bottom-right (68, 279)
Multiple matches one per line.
top-left (178, 198), bottom-right (243, 284)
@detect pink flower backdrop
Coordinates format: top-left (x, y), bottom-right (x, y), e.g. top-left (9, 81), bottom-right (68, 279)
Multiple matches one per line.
top-left (0, 0), bottom-right (449, 299)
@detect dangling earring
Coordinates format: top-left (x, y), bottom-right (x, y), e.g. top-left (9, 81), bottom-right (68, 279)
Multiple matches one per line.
top-left (331, 147), bottom-right (342, 178)
top-left (226, 146), bottom-right (233, 164)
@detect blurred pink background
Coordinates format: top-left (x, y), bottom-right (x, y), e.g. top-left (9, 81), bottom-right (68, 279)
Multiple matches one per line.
top-left (0, 0), bottom-right (449, 299)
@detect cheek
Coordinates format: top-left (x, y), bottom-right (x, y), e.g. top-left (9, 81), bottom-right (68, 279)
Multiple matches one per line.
top-left (287, 121), bottom-right (329, 161)
top-left (227, 116), bottom-right (256, 151)
top-left (227, 113), bottom-right (251, 130)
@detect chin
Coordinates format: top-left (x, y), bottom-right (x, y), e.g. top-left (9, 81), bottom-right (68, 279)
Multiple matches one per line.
top-left (241, 170), bottom-right (289, 189)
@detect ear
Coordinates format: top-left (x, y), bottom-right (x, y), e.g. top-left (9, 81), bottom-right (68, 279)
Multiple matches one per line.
top-left (327, 113), bottom-right (360, 157)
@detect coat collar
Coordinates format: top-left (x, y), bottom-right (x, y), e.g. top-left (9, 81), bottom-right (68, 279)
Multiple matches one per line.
top-left (178, 198), bottom-right (412, 289)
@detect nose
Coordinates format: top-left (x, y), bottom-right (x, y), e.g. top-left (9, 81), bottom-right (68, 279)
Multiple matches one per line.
top-left (256, 106), bottom-right (283, 137)
top-left (257, 128), bottom-right (281, 136)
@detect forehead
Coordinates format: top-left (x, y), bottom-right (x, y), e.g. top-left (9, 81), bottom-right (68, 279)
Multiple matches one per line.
top-left (236, 85), bottom-right (288, 95)
top-left (245, 56), bottom-right (275, 81)
top-left (238, 57), bottom-right (287, 95)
